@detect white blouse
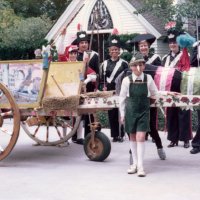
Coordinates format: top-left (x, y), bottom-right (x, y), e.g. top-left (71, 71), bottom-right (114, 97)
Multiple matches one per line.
top-left (119, 73), bottom-right (159, 117)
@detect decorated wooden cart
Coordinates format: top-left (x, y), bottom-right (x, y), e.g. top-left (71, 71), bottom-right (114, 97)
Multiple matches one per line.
top-left (1, 59), bottom-right (200, 162)
top-left (0, 59), bottom-right (114, 162)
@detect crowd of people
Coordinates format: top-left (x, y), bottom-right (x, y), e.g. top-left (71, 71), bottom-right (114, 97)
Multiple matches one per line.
top-left (43, 23), bottom-right (200, 177)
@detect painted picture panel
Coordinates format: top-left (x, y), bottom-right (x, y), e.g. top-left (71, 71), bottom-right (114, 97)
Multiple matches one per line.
top-left (0, 60), bottom-right (43, 106)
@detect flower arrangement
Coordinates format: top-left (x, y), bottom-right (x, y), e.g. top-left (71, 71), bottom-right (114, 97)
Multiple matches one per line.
top-left (164, 21), bottom-right (176, 31)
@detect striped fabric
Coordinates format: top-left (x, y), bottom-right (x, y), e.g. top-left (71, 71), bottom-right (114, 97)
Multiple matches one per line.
top-left (154, 67), bottom-right (175, 91)
top-left (181, 68), bottom-right (200, 95)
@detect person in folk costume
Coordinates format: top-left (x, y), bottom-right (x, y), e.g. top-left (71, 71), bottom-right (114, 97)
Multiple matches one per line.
top-left (63, 44), bottom-right (97, 144)
top-left (66, 44), bottom-right (97, 84)
top-left (162, 22), bottom-right (192, 148)
top-left (119, 53), bottom-right (174, 177)
top-left (190, 26), bottom-right (200, 154)
top-left (64, 45), bottom-right (79, 61)
top-left (100, 34), bottom-right (129, 142)
top-left (130, 33), bottom-right (166, 160)
top-left (72, 29), bottom-right (99, 139)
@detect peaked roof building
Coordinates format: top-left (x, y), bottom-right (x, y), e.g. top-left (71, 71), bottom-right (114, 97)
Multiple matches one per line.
top-left (46, 0), bottom-right (169, 57)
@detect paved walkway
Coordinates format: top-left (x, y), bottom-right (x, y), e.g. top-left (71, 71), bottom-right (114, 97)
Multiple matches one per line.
top-left (0, 128), bottom-right (200, 200)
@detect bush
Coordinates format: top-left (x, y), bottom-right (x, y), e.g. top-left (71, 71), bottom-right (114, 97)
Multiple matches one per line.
top-left (96, 111), bottom-right (109, 128)
top-left (0, 16), bottom-right (52, 60)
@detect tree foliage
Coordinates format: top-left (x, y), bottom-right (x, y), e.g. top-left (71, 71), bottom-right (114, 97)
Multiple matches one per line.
top-left (136, 0), bottom-right (200, 29)
top-left (135, 0), bottom-right (175, 23)
top-left (6, 0), bottom-right (72, 20)
top-left (0, 16), bottom-right (52, 60)
top-left (0, 0), bottom-right (66, 59)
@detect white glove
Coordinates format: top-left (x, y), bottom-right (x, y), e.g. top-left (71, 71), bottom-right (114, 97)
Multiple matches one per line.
top-left (193, 40), bottom-right (200, 47)
top-left (83, 74), bottom-right (97, 84)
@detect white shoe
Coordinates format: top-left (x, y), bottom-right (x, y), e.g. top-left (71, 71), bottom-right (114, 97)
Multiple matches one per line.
top-left (137, 168), bottom-right (146, 177)
top-left (157, 148), bottom-right (166, 160)
top-left (127, 164), bottom-right (137, 174)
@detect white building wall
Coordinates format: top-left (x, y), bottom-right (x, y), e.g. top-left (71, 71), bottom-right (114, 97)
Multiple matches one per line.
top-left (47, 0), bottom-right (167, 57)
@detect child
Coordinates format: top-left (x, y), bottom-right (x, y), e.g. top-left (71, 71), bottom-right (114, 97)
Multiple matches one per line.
top-left (119, 52), bottom-right (161, 177)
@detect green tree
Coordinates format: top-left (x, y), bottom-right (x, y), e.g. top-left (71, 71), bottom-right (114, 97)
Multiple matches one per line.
top-left (6, 0), bottom-right (72, 20)
top-left (0, 0), bottom-right (20, 28)
top-left (134, 0), bottom-right (175, 23)
top-left (135, 0), bottom-right (200, 28)
top-left (0, 16), bottom-right (52, 60)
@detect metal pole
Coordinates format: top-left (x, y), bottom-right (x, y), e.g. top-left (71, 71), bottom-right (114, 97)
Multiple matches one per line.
top-left (103, 34), bottom-right (105, 61)
top-left (196, 16), bottom-right (200, 68)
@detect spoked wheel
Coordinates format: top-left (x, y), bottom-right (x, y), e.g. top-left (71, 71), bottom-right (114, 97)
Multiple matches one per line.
top-left (0, 83), bottom-right (20, 161)
top-left (84, 131), bottom-right (111, 161)
top-left (21, 115), bottom-right (81, 146)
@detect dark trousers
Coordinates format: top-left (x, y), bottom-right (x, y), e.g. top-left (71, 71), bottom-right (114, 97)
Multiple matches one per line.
top-left (167, 108), bottom-right (192, 142)
top-left (192, 110), bottom-right (200, 148)
top-left (148, 107), bottom-right (163, 149)
top-left (108, 108), bottom-right (124, 138)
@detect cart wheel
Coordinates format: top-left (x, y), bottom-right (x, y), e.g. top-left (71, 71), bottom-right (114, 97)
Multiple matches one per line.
top-left (21, 115), bottom-right (81, 146)
top-left (0, 83), bottom-right (20, 161)
top-left (84, 131), bottom-right (111, 161)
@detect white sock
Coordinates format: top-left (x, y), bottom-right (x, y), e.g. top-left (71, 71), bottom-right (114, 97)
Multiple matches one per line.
top-left (129, 141), bottom-right (137, 166)
top-left (77, 121), bottom-right (84, 139)
top-left (137, 142), bottom-right (145, 170)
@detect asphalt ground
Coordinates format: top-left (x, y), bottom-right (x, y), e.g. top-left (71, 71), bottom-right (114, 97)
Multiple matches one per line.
top-left (0, 127), bottom-right (200, 200)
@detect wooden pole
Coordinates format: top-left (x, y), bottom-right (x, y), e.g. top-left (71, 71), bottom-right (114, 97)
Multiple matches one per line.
top-left (51, 74), bottom-right (65, 96)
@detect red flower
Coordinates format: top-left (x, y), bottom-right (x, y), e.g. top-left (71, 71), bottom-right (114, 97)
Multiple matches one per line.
top-left (165, 21), bottom-right (176, 30)
top-left (166, 98), bottom-right (172, 103)
top-left (191, 97), bottom-right (200, 104)
top-left (180, 97), bottom-right (189, 103)
top-left (112, 28), bottom-right (119, 35)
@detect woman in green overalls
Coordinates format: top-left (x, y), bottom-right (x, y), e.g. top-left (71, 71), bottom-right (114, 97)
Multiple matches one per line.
top-left (119, 53), bottom-right (159, 177)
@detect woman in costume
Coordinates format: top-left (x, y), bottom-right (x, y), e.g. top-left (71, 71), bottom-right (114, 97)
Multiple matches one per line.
top-left (162, 22), bottom-right (192, 148)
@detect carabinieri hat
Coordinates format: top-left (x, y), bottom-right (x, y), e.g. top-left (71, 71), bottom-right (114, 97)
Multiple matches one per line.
top-left (108, 35), bottom-right (121, 48)
top-left (72, 31), bottom-right (90, 45)
top-left (165, 21), bottom-right (183, 43)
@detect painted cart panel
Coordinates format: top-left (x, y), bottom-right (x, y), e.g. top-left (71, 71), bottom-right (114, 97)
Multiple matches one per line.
top-left (0, 60), bottom-right (44, 108)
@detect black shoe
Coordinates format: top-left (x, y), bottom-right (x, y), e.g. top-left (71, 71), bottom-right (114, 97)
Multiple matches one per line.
top-left (183, 141), bottom-right (190, 148)
top-left (167, 141), bottom-right (178, 148)
top-left (190, 147), bottom-right (200, 154)
top-left (112, 137), bottom-right (118, 142)
top-left (118, 137), bottom-right (124, 143)
top-left (76, 138), bottom-right (84, 145)
top-left (72, 138), bottom-right (84, 145)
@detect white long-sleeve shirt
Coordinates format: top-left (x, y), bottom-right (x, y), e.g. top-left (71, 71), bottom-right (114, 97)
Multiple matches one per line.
top-left (119, 73), bottom-right (159, 118)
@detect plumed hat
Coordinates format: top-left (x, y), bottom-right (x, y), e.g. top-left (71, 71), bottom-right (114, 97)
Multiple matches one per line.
top-left (130, 33), bottom-right (156, 47)
top-left (129, 52), bottom-right (145, 65)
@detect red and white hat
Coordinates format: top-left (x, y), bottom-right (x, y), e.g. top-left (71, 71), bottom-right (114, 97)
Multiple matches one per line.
top-left (64, 45), bottom-right (78, 60)
top-left (67, 45), bottom-right (78, 53)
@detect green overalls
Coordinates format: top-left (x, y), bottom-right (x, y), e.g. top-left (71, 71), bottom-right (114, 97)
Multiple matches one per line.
top-left (125, 74), bottom-right (150, 134)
